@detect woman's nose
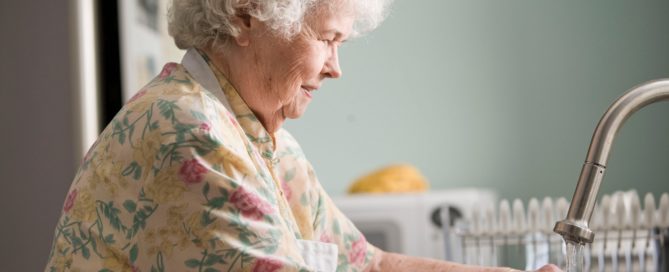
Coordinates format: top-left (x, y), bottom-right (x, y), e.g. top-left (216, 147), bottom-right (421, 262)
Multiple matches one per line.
top-left (323, 47), bottom-right (342, 79)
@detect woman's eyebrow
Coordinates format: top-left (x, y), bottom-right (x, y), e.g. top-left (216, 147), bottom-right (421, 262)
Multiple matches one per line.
top-left (322, 29), bottom-right (349, 42)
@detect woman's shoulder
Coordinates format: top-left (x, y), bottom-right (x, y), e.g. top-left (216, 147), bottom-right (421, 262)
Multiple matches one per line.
top-left (126, 63), bottom-right (221, 109)
top-left (121, 63), bottom-right (233, 126)
top-left (98, 62), bottom-right (244, 154)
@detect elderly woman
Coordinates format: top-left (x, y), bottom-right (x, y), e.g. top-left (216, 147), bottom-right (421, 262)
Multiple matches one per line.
top-left (46, 0), bottom-right (560, 271)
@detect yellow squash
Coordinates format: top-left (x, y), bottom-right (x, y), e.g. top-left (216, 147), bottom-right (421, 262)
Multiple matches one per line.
top-left (347, 164), bottom-right (429, 194)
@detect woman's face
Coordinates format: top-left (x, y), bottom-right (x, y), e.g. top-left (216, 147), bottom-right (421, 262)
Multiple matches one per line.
top-left (239, 5), bottom-right (354, 132)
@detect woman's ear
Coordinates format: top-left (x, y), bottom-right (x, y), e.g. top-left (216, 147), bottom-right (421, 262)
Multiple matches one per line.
top-left (230, 13), bottom-right (253, 46)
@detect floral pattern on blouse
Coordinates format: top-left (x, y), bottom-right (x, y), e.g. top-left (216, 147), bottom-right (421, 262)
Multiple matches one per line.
top-left (45, 53), bottom-right (375, 272)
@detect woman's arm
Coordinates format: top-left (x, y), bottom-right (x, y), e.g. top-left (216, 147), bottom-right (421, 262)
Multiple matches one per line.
top-left (367, 249), bottom-right (562, 272)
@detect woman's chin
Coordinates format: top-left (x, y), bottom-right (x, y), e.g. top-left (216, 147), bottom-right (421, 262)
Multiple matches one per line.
top-left (282, 106), bottom-right (309, 120)
top-left (284, 109), bottom-right (307, 120)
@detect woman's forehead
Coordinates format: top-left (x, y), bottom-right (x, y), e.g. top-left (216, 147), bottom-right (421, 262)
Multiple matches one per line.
top-left (306, 3), bottom-right (355, 34)
top-left (309, 0), bottom-right (355, 21)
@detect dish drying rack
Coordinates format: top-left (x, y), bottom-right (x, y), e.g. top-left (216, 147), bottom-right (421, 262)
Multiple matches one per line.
top-left (440, 191), bottom-right (669, 271)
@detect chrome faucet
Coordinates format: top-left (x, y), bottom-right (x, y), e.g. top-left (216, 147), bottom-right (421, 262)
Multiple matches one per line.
top-left (554, 79), bottom-right (669, 244)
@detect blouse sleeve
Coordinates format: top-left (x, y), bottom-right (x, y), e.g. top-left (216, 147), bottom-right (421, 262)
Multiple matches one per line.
top-left (306, 163), bottom-right (378, 272)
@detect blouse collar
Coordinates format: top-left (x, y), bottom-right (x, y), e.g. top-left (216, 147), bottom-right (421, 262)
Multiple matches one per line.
top-left (181, 48), bottom-right (278, 159)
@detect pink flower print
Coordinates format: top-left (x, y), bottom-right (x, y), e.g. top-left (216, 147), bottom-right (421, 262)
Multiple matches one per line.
top-left (252, 257), bottom-right (283, 272)
top-left (348, 235), bottom-right (367, 265)
top-left (230, 186), bottom-right (275, 221)
top-left (281, 180), bottom-right (292, 200)
top-left (63, 189), bottom-right (78, 213)
top-left (199, 122), bottom-right (211, 132)
top-left (179, 159), bottom-right (208, 185)
top-left (159, 62), bottom-right (178, 79)
top-left (127, 88), bottom-right (147, 104)
top-left (319, 233), bottom-right (334, 244)
top-left (226, 112), bottom-right (239, 126)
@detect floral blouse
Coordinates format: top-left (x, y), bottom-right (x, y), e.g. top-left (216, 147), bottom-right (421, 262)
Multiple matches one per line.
top-left (45, 49), bottom-right (375, 272)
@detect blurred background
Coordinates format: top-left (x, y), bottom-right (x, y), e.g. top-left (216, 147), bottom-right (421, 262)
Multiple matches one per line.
top-left (1, 0), bottom-right (668, 271)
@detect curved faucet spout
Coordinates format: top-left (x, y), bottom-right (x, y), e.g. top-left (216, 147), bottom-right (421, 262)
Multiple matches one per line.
top-left (554, 79), bottom-right (669, 244)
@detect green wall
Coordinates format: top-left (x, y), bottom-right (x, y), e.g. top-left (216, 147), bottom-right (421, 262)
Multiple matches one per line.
top-left (284, 0), bottom-right (669, 200)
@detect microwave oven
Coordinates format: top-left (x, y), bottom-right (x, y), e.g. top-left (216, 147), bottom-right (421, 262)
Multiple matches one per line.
top-left (332, 188), bottom-right (497, 261)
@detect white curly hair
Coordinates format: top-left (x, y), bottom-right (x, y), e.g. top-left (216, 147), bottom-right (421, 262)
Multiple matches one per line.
top-left (168, 0), bottom-right (392, 50)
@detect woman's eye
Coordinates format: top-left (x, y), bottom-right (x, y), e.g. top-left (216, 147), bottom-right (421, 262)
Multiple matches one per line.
top-left (318, 38), bottom-right (342, 48)
top-left (318, 37), bottom-right (335, 44)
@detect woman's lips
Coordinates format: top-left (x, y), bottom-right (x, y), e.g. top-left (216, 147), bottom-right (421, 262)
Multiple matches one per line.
top-left (302, 87), bottom-right (313, 98)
